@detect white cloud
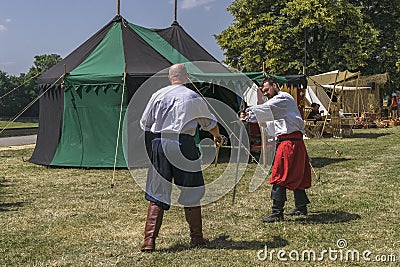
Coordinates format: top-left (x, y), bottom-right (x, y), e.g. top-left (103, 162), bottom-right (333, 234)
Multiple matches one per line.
top-left (204, 5), bottom-right (212, 11)
top-left (181, 0), bottom-right (216, 10)
top-left (0, 18), bottom-right (12, 32)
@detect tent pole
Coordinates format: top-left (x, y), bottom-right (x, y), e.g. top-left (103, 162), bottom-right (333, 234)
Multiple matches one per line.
top-left (116, 0), bottom-right (120, 16)
top-left (340, 71), bottom-right (348, 113)
top-left (352, 72), bottom-right (360, 116)
top-left (63, 64), bottom-right (67, 88)
top-left (321, 71), bottom-right (339, 135)
top-left (111, 64), bottom-right (127, 188)
top-left (303, 29), bottom-right (307, 75)
top-left (174, 0), bottom-right (178, 22)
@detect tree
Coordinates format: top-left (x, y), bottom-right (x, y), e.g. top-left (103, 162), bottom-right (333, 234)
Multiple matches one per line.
top-left (0, 54), bottom-right (62, 117)
top-left (349, 0), bottom-right (400, 88)
top-left (0, 71), bottom-right (30, 117)
top-left (215, 0), bottom-right (379, 77)
top-left (0, 71), bottom-right (17, 116)
top-left (28, 54), bottom-right (62, 76)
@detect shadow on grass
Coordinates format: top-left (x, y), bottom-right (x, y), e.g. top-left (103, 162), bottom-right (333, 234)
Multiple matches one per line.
top-left (0, 179), bottom-right (15, 188)
top-left (310, 157), bottom-right (351, 168)
top-left (0, 179), bottom-right (9, 187)
top-left (160, 235), bottom-right (288, 252)
top-left (350, 132), bottom-right (392, 139)
top-left (0, 201), bottom-right (27, 212)
top-left (292, 210), bottom-right (361, 224)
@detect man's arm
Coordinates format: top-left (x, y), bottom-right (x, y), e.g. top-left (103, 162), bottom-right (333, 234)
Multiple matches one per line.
top-left (208, 125), bottom-right (227, 147)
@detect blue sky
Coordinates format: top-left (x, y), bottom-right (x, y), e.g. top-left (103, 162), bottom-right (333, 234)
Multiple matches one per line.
top-left (0, 0), bottom-right (234, 76)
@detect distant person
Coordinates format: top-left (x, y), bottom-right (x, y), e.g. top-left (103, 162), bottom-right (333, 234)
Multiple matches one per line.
top-left (307, 103), bottom-right (323, 122)
top-left (398, 95), bottom-right (400, 115)
top-left (244, 76), bottom-right (312, 223)
top-left (390, 93), bottom-right (398, 118)
top-left (139, 63), bottom-right (225, 251)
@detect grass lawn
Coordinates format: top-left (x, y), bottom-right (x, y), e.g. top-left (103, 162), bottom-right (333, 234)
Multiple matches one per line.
top-left (0, 120), bottom-right (38, 128)
top-left (1, 127), bottom-right (399, 266)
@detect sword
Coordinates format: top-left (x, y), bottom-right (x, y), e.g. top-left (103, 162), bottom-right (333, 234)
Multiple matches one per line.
top-left (214, 135), bottom-right (228, 166)
top-left (214, 146), bottom-right (220, 166)
top-left (232, 123), bottom-right (244, 204)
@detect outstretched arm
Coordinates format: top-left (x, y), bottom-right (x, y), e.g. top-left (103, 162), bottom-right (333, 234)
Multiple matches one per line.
top-left (208, 125), bottom-right (227, 147)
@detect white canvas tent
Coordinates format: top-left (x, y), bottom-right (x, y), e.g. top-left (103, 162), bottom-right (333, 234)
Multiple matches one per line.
top-left (320, 85), bottom-right (371, 91)
top-left (308, 70), bottom-right (359, 86)
top-left (305, 70), bottom-right (361, 116)
top-left (306, 86), bottom-right (329, 116)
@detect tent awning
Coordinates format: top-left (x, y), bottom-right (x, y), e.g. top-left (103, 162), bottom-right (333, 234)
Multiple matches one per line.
top-left (321, 84), bottom-right (371, 91)
top-left (308, 70), bottom-right (359, 86)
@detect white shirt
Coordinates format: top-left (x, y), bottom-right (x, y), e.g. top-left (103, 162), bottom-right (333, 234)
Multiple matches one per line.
top-left (140, 85), bottom-right (217, 136)
top-left (246, 91), bottom-right (305, 137)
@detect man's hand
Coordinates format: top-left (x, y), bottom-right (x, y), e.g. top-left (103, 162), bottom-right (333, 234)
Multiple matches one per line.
top-left (239, 111), bottom-right (249, 121)
top-left (214, 135), bottom-right (228, 147)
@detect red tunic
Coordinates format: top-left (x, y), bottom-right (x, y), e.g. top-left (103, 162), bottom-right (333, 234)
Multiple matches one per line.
top-left (270, 131), bottom-right (311, 190)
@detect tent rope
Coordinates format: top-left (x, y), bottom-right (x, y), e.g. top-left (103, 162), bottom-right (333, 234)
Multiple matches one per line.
top-left (0, 71), bottom-right (42, 100)
top-left (188, 77), bottom-right (270, 175)
top-left (111, 67), bottom-right (127, 188)
top-left (0, 74), bottom-right (64, 136)
top-left (305, 74), bottom-right (344, 156)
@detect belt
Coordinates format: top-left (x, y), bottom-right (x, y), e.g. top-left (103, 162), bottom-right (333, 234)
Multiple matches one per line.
top-left (152, 132), bottom-right (192, 139)
top-left (278, 137), bottom-right (303, 142)
top-left (277, 137), bottom-right (303, 146)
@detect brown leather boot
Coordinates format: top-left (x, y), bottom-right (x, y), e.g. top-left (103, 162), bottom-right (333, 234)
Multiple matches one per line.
top-left (184, 206), bottom-right (209, 246)
top-left (140, 202), bottom-right (164, 252)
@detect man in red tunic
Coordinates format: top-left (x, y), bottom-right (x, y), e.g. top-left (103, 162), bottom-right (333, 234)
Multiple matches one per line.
top-left (246, 76), bottom-right (312, 222)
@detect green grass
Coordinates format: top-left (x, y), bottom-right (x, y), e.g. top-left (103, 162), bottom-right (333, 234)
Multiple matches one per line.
top-left (0, 120), bottom-right (38, 128)
top-left (1, 127), bottom-right (399, 266)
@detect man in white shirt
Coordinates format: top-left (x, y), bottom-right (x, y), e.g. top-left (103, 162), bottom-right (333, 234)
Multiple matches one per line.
top-left (139, 63), bottom-right (224, 251)
top-left (246, 76), bottom-right (312, 223)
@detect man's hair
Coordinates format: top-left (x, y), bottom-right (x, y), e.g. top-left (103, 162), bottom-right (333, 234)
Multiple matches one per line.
top-left (261, 76), bottom-right (277, 86)
top-left (169, 64), bottom-right (188, 80)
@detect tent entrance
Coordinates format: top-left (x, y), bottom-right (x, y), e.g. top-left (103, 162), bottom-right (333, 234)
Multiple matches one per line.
top-left (50, 83), bottom-right (127, 167)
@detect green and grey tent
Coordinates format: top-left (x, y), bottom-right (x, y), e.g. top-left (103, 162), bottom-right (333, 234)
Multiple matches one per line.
top-left (29, 15), bottom-right (244, 168)
top-left (29, 14), bottom-right (307, 168)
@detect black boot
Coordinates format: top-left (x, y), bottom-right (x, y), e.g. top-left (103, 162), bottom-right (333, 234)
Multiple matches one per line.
top-left (261, 200), bottom-right (285, 222)
top-left (261, 185), bottom-right (286, 223)
top-left (284, 206), bottom-right (307, 216)
top-left (284, 189), bottom-right (310, 216)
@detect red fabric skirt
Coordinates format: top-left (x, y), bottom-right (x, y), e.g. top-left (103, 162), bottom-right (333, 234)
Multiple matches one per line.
top-left (270, 131), bottom-right (311, 190)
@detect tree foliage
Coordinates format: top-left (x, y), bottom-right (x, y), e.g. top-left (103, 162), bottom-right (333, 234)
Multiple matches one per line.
top-left (349, 0), bottom-right (400, 87)
top-left (0, 54), bottom-right (62, 117)
top-left (29, 54), bottom-right (62, 76)
top-left (216, 0), bottom-right (399, 88)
